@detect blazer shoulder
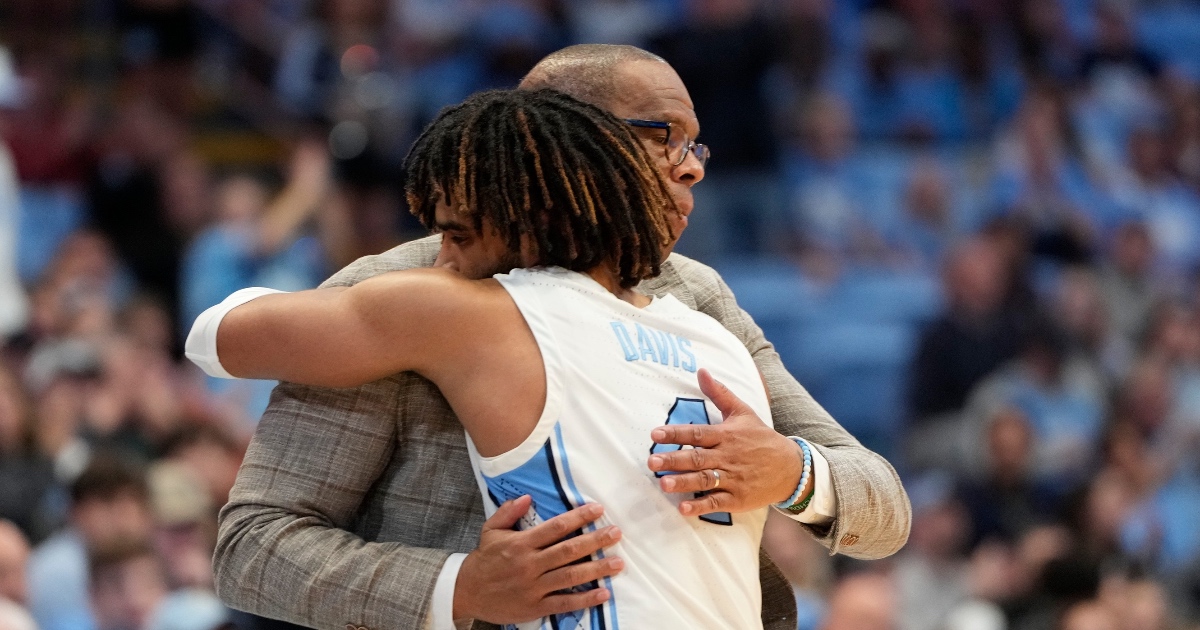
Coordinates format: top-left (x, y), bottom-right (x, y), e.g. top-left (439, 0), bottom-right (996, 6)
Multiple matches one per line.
top-left (662, 252), bottom-right (727, 307)
top-left (664, 252), bottom-right (720, 282)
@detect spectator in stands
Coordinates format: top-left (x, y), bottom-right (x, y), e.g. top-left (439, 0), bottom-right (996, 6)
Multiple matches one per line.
top-left (1097, 222), bottom-right (1157, 356)
top-left (958, 407), bottom-right (1061, 546)
top-left (0, 520), bottom-right (30, 606)
top-left (0, 364), bottom-right (56, 542)
top-left (884, 159), bottom-right (963, 272)
top-left (1165, 82), bottom-right (1200, 191)
top-left (147, 462), bottom-right (214, 591)
top-left (158, 153), bottom-right (211, 246)
top-left (767, 0), bottom-right (834, 113)
top-left (87, 97), bottom-right (185, 330)
top-left (846, 9), bottom-right (908, 142)
top-left (0, 49), bottom-right (93, 287)
top-left (1110, 357), bottom-right (1200, 576)
top-left (1052, 268), bottom-right (1122, 386)
top-left (889, 2), bottom-right (969, 143)
top-left (1069, 468), bottom-right (1136, 567)
top-left (991, 87), bottom-right (1104, 263)
top-left (88, 538), bottom-right (168, 630)
top-left (894, 474), bottom-right (975, 630)
top-left (952, 8), bottom-right (1025, 141)
top-left (1112, 359), bottom-right (1177, 464)
top-left (962, 319), bottom-right (1107, 490)
top-left (1078, 3), bottom-right (1164, 87)
top-left (274, 0), bottom-right (418, 168)
top-left (1110, 126), bottom-right (1200, 287)
top-left (28, 454), bottom-right (152, 630)
top-left (179, 141), bottom-right (333, 423)
top-left (821, 572), bottom-right (896, 630)
top-left (907, 238), bottom-right (1023, 468)
top-left (1073, 2), bottom-right (1165, 182)
top-left (180, 141), bottom-right (333, 329)
top-left (1010, 0), bottom-right (1079, 81)
top-left (161, 426), bottom-right (242, 509)
top-left (82, 334), bottom-right (184, 459)
top-left (113, 0), bottom-right (202, 115)
top-left (785, 91), bottom-right (885, 271)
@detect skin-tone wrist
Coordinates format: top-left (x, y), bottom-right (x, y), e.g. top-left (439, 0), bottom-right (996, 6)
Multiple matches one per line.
top-left (451, 554), bottom-right (478, 620)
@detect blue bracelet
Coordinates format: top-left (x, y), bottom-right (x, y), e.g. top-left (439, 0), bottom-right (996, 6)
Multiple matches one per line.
top-left (774, 438), bottom-right (813, 511)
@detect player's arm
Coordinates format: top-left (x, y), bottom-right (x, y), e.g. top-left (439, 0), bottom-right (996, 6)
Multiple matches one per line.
top-left (187, 268), bottom-right (481, 388)
top-left (214, 239), bottom-right (618, 630)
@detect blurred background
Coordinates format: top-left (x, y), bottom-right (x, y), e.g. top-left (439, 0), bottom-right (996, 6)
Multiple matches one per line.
top-left (0, 0), bottom-right (1199, 629)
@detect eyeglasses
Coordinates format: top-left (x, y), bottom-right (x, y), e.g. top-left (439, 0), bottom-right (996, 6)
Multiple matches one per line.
top-left (624, 119), bottom-right (710, 169)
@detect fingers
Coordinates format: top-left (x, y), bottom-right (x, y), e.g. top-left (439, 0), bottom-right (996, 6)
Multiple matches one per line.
top-left (539, 525), bottom-right (621, 569)
top-left (659, 468), bottom-right (724, 494)
top-left (650, 423), bottom-right (721, 448)
top-left (680, 490), bottom-right (735, 516)
top-left (538, 556), bottom-right (625, 593)
top-left (648, 443), bottom-right (716, 474)
top-left (523, 503), bottom-right (605, 549)
top-left (698, 368), bottom-right (750, 420)
top-left (482, 495), bottom-right (533, 532)
top-left (538, 588), bottom-right (612, 619)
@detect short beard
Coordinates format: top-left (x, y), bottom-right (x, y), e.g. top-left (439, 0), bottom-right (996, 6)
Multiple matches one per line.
top-left (480, 249), bottom-right (528, 279)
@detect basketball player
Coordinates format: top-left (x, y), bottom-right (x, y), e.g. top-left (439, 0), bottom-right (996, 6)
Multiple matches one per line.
top-left (187, 89), bottom-right (789, 628)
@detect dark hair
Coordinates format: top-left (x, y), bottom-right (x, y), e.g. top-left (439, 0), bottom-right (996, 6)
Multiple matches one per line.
top-left (162, 424), bottom-right (242, 459)
top-left (70, 453), bottom-right (149, 506)
top-left (88, 537), bottom-right (160, 585)
top-left (404, 88), bottom-right (675, 288)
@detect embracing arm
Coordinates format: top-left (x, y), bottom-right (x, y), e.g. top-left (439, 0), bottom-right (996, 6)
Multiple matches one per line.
top-left (211, 240), bottom-right (467, 629)
top-left (679, 257), bottom-right (911, 559)
top-left (215, 377), bottom-right (462, 630)
top-left (188, 268), bottom-right (479, 388)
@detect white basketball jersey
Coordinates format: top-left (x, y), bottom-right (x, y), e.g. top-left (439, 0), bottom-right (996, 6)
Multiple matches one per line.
top-left (468, 267), bottom-right (772, 630)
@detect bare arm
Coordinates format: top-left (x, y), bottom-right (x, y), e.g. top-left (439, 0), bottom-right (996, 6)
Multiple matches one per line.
top-left (213, 268), bottom-right (482, 388)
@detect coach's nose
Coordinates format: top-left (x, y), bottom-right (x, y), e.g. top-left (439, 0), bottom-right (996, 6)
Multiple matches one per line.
top-left (672, 148), bottom-right (705, 186)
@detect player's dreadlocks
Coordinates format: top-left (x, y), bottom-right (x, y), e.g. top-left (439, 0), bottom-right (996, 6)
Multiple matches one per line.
top-left (404, 88), bottom-right (676, 288)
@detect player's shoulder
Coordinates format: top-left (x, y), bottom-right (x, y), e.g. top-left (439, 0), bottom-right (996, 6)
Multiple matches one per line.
top-left (320, 235), bottom-right (442, 288)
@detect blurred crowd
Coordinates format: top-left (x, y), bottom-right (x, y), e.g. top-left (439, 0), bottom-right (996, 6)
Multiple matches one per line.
top-left (0, 0), bottom-right (1199, 630)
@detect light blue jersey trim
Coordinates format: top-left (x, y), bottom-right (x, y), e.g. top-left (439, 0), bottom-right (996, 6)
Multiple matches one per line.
top-left (555, 425), bottom-right (620, 630)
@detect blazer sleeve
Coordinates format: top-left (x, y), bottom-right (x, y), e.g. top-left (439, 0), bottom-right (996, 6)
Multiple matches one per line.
top-left (213, 237), bottom-right (457, 630)
top-left (670, 255), bottom-right (911, 560)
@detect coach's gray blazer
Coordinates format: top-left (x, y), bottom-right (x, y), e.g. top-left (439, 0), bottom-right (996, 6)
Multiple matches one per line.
top-left (214, 236), bottom-right (911, 630)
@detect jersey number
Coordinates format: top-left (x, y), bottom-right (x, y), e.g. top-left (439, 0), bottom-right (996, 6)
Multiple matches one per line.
top-left (650, 398), bottom-right (732, 526)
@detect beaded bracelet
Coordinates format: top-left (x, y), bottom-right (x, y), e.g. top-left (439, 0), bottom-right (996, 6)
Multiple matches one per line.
top-left (774, 437), bottom-right (813, 513)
